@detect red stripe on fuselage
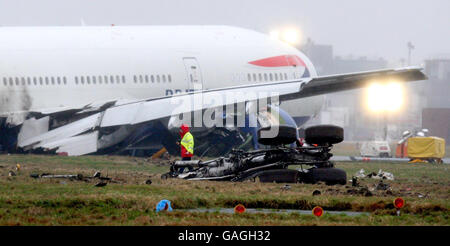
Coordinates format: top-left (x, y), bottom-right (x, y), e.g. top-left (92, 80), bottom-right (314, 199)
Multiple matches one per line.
top-left (249, 55), bottom-right (306, 67)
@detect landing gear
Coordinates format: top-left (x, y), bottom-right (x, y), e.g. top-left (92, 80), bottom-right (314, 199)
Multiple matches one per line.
top-left (162, 124), bottom-right (347, 185)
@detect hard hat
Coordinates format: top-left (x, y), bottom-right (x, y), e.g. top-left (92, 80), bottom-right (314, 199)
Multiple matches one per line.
top-left (180, 124), bottom-right (190, 132)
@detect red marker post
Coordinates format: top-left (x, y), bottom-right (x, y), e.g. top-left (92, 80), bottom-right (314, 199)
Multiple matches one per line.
top-left (394, 197), bottom-right (405, 216)
top-left (234, 204), bottom-right (246, 214)
top-left (312, 206), bottom-right (324, 217)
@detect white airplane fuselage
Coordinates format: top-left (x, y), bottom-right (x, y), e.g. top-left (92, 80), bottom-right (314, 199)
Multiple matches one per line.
top-left (0, 26), bottom-right (323, 125)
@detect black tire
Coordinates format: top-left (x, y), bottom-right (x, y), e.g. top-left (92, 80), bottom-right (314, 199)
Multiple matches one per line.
top-left (257, 125), bottom-right (298, 146)
top-left (305, 125), bottom-right (344, 145)
top-left (302, 168), bottom-right (347, 185)
top-left (253, 169), bottom-right (299, 183)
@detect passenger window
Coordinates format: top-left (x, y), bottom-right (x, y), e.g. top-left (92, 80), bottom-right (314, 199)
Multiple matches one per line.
top-left (258, 74), bottom-right (262, 81)
top-left (269, 73), bottom-right (273, 81)
top-left (51, 77), bottom-right (54, 85)
top-left (157, 75), bottom-right (160, 83)
top-left (63, 77), bottom-right (67, 84)
top-left (98, 76), bottom-right (103, 84)
top-left (110, 75), bottom-right (114, 83)
top-left (75, 77), bottom-right (79, 84)
top-left (80, 76), bottom-right (84, 84)
top-left (139, 75), bottom-right (143, 83)
top-left (57, 77), bottom-right (61, 85)
top-left (9, 78), bottom-right (13, 86)
top-left (27, 77), bottom-right (31, 85)
top-left (122, 75), bottom-right (126, 83)
top-left (275, 73), bottom-right (278, 81)
top-left (133, 75), bottom-right (137, 83)
top-left (33, 77), bottom-right (37, 85)
top-left (168, 75), bottom-right (172, 83)
top-left (39, 77), bottom-right (43, 85)
top-left (92, 76), bottom-right (96, 84)
top-left (145, 75), bottom-right (149, 83)
top-left (116, 75), bottom-right (120, 83)
top-left (151, 75), bottom-right (155, 83)
top-left (21, 77), bottom-right (25, 85)
top-left (264, 73), bottom-right (268, 82)
top-left (247, 74), bottom-right (251, 82)
top-left (284, 73), bottom-right (288, 80)
top-left (2, 78), bottom-right (6, 86)
top-left (104, 76), bottom-right (108, 84)
top-left (86, 76), bottom-right (90, 84)
top-left (162, 75), bottom-right (166, 83)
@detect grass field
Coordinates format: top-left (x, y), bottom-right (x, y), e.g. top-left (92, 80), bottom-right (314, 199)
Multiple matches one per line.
top-left (0, 154), bottom-right (449, 225)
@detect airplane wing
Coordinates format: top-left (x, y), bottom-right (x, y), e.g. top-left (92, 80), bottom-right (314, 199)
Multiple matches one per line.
top-left (17, 67), bottom-right (426, 155)
top-left (100, 66), bottom-right (426, 127)
top-left (285, 66), bottom-right (427, 99)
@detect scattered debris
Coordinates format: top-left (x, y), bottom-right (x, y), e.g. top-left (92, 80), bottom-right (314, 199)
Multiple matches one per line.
top-left (38, 174), bottom-right (84, 180)
top-left (353, 169), bottom-right (394, 180)
top-left (8, 171), bottom-right (16, 177)
top-left (355, 169), bottom-right (366, 178)
top-left (95, 181), bottom-right (107, 187)
top-left (377, 170), bottom-right (394, 180)
top-left (29, 171), bottom-right (114, 184)
top-left (376, 180), bottom-right (390, 191)
top-left (312, 190), bottom-right (321, 196)
top-left (15, 164), bottom-right (21, 171)
top-left (281, 184), bottom-right (291, 190)
top-left (347, 186), bottom-right (372, 197)
top-left (363, 189), bottom-right (373, 197)
top-left (145, 179), bottom-right (152, 185)
top-left (352, 177), bottom-right (359, 187)
top-left (367, 172), bottom-right (378, 178)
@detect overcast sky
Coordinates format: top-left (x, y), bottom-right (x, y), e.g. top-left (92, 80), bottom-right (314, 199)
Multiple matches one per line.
top-left (0, 0), bottom-right (448, 64)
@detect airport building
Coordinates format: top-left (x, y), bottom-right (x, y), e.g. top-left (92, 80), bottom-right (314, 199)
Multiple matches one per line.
top-left (422, 59), bottom-right (450, 142)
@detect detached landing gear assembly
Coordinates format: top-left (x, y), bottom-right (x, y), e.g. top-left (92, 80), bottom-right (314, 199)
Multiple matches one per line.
top-left (162, 125), bottom-right (347, 185)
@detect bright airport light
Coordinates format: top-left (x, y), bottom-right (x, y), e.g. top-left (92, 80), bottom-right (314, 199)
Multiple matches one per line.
top-left (270, 28), bottom-right (301, 45)
top-left (366, 82), bottom-right (404, 112)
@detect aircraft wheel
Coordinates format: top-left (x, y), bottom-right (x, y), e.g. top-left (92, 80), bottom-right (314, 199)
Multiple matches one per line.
top-left (252, 169), bottom-right (299, 183)
top-left (302, 168), bottom-right (347, 185)
top-left (305, 125), bottom-right (344, 145)
top-left (257, 125), bottom-right (297, 146)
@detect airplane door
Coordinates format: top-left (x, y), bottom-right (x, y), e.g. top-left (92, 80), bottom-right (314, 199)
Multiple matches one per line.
top-left (183, 57), bottom-right (203, 91)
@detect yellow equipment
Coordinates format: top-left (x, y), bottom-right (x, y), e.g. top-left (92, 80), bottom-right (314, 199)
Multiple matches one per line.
top-left (407, 137), bottom-right (445, 163)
